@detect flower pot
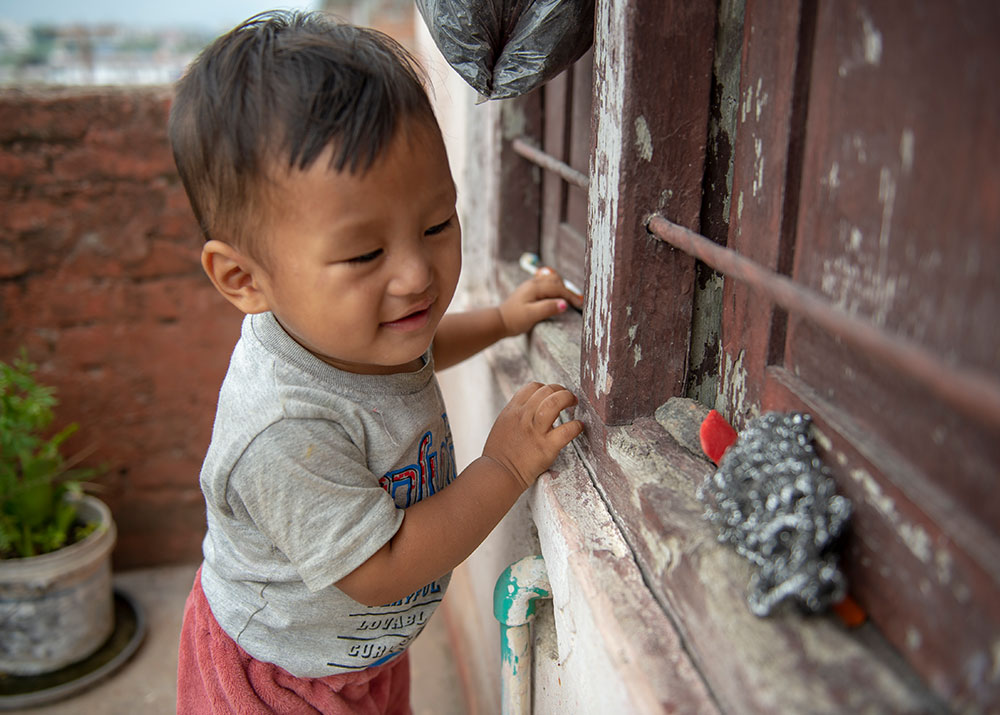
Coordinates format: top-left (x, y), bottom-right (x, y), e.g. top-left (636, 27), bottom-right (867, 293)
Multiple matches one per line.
top-left (0, 496), bottom-right (117, 675)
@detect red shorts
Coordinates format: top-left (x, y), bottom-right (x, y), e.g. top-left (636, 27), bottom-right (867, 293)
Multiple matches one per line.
top-left (177, 568), bottom-right (411, 715)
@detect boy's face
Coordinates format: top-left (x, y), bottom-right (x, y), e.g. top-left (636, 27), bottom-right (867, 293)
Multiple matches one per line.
top-left (246, 120), bottom-right (461, 374)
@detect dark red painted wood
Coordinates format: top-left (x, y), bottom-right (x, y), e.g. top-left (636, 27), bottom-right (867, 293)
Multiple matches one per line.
top-left (581, 0), bottom-right (715, 425)
top-left (719, 0), bottom-right (1000, 708)
top-left (719, 0), bottom-right (811, 428)
top-left (496, 91), bottom-right (543, 263)
top-left (776, 3), bottom-right (1000, 707)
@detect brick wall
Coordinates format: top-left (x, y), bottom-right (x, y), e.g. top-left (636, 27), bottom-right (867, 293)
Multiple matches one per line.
top-left (0, 87), bottom-right (241, 568)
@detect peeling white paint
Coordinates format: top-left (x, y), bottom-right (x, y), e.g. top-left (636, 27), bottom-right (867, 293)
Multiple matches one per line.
top-left (906, 627), bottom-right (922, 652)
top-left (861, 11), bottom-right (883, 65)
top-left (900, 129), bottom-right (915, 173)
top-left (852, 134), bottom-right (868, 164)
top-left (736, 190), bottom-right (744, 225)
top-left (584, 0), bottom-right (627, 400)
top-left (847, 467), bottom-right (954, 581)
top-left (848, 227), bottom-right (863, 251)
top-left (718, 349), bottom-right (750, 421)
top-left (821, 253), bottom-right (901, 326)
top-left (754, 78), bottom-right (768, 122)
top-left (634, 116), bottom-right (653, 162)
top-left (740, 82), bottom-right (754, 124)
top-left (628, 324), bottom-right (641, 366)
top-left (877, 167), bottom-right (896, 274)
top-left (752, 137), bottom-right (765, 197)
top-left (838, 10), bottom-right (883, 76)
top-left (822, 213), bottom-right (904, 326)
top-left (849, 468), bottom-right (897, 523)
top-left (826, 161), bottom-right (841, 190)
top-left (898, 523), bottom-right (932, 564)
top-left (657, 188), bottom-right (672, 212)
top-left (812, 428), bottom-right (833, 452)
top-left (935, 549), bottom-right (954, 586)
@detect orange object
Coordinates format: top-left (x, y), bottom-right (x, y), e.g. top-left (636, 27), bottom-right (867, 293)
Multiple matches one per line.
top-left (832, 594), bottom-right (867, 628)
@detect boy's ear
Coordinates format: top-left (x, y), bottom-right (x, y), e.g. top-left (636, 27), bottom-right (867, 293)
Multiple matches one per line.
top-left (201, 239), bottom-right (271, 314)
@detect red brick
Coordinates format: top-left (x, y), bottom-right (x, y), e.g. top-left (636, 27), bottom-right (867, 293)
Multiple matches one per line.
top-left (130, 239), bottom-right (200, 279)
top-left (0, 241), bottom-right (29, 278)
top-left (0, 87), bottom-right (238, 567)
top-left (0, 149), bottom-right (46, 180)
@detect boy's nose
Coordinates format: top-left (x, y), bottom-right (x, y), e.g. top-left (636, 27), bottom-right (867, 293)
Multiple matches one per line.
top-left (388, 245), bottom-right (434, 296)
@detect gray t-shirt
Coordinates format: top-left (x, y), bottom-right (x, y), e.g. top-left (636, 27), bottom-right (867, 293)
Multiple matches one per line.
top-left (199, 312), bottom-right (457, 677)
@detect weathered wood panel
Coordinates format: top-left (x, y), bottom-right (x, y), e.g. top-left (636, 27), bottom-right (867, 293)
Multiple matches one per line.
top-left (541, 64), bottom-right (571, 277)
top-left (719, 0), bottom-right (812, 428)
top-left (773, 2), bottom-right (1000, 707)
top-left (789, 0), bottom-right (1000, 526)
top-left (496, 92), bottom-right (543, 263)
top-left (581, 0), bottom-right (714, 425)
top-left (561, 49), bottom-right (592, 293)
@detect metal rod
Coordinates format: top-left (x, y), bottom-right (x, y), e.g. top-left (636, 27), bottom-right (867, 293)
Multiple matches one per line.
top-left (646, 213), bottom-right (1000, 432)
top-left (511, 138), bottom-right (589, 189)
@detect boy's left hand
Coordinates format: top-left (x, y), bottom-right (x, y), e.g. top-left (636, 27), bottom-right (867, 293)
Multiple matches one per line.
top-left (498, 267), bottom-right (585, 337)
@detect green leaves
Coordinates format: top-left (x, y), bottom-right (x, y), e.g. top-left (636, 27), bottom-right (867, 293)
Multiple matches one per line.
top-left (0, 353), bottom-right (96, 559)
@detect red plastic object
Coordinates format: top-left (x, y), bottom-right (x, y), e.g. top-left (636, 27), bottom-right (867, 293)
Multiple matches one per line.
top-left (700, 409), bottom-right (739, 464)
top-left (832, 594), bottom-right (867, 628)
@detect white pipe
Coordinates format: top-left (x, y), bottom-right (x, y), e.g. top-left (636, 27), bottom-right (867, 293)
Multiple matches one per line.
top-left (493, 555), bottom-right (552, 715)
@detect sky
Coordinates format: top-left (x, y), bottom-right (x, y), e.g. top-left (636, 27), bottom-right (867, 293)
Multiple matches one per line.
top-left (0, 0), bottom-right (319, 32)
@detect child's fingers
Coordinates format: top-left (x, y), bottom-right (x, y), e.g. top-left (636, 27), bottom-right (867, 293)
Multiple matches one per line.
top-left (534, 387), bottom-right (578, 428)
top-left (549, 419), bottom-right (584, 447)
top-left (521, 383), bottom-right (562, 413)
top-left (535, 267), bottom-right (584, 308)
top-left (531, 298), bottom-right (571, 322)
top-left (510, 381), bottom-right (545, 406)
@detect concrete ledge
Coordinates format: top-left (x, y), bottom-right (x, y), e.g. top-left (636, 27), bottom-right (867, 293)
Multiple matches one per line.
top-left (529, 455), bottom-right (718, 713)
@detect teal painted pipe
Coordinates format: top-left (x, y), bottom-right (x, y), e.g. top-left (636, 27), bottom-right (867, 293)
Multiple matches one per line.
top-left (493, 555), bottom-right (551, 715)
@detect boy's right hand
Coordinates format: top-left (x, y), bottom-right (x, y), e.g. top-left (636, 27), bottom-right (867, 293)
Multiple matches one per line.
top-left (482, 382), bottom-right (584, 490)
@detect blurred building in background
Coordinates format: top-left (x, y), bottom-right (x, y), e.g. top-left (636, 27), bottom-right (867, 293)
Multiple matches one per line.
top-left (0, 21), bottom-right (213, 86)
top-left (0, 0), bottom-right (414, 87)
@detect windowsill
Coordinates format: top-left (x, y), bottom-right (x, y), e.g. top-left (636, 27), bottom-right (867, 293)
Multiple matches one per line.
top-left (486, 259), bottom-right (941, 712)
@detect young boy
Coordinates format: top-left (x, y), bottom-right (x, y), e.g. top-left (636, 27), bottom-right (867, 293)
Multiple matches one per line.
top-left (170, 11), bottom-right (584, 714)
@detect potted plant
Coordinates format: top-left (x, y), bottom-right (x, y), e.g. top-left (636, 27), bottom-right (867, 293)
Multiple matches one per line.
top-left (0, 353), bottom-right (115, 676)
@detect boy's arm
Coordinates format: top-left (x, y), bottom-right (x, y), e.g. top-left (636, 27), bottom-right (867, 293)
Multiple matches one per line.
top-left (433, 268), bottom-right (584, 371)
top-left (336, 382), bottom-right (582, 607)
top-left (431, 307), bottom-right (508, 372)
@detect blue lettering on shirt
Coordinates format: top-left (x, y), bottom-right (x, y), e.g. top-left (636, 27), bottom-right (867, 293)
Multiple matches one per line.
top-left (378, 413), bottom-right (457, 508)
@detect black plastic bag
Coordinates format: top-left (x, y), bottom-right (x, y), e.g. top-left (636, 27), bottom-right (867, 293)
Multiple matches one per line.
top-left (416, 0), bottom-right (595, 100)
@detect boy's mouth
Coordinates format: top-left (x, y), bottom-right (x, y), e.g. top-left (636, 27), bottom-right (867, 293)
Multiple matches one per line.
top-left (381, 299), bottom-right (434, 332)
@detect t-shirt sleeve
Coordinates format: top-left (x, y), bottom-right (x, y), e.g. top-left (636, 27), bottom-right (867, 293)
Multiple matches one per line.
top-left (227, 418), bottom-right (403, 592)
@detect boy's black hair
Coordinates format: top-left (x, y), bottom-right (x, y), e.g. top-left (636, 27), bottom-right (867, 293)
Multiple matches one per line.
top-left (168, 10), bottom-right (435, 251)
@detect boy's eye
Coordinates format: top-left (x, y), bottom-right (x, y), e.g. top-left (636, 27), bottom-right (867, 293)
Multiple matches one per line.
top-left (424, 217), bottom-right (453, 236)
top-left (346, 248), bottom-right (383, 264)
